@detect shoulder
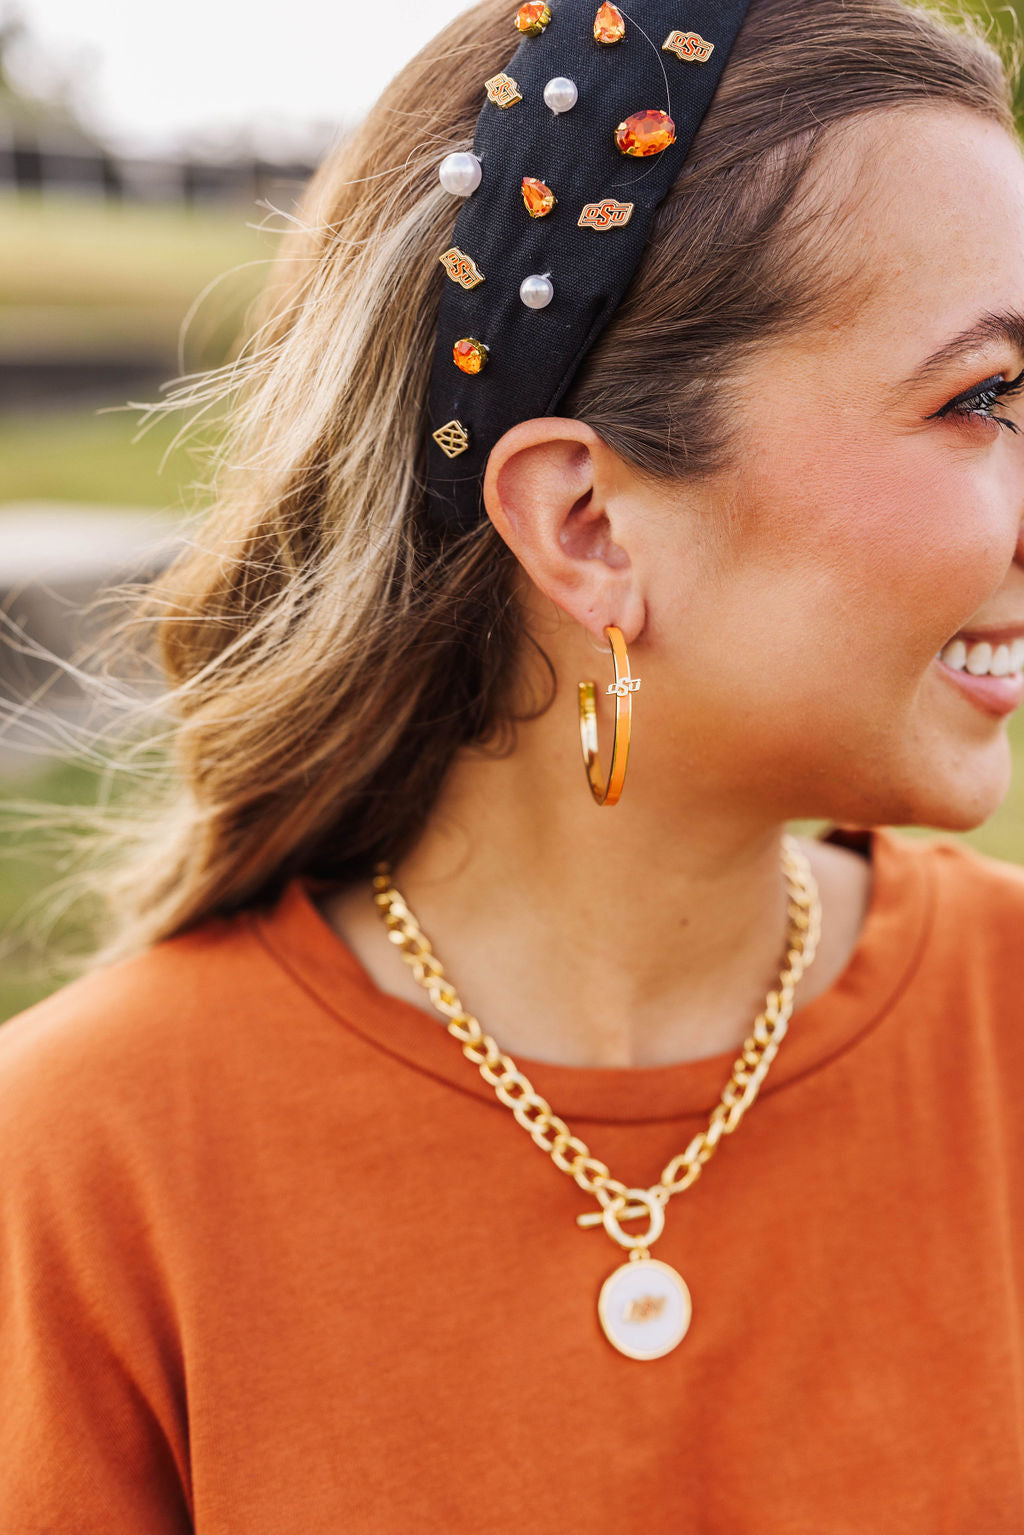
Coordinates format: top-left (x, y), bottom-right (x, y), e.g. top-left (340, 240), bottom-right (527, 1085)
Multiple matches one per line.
top-left (823, 822), bottom-right (1024, 936)
top-left (0, 903), bottom-right (294, 1162)
top-left (901, 827), bottom-right (1024, 913)
top-left (814, 825), bottom-right (1024, 1041)
top-left (879, 829), bottom-right (1024, 1018)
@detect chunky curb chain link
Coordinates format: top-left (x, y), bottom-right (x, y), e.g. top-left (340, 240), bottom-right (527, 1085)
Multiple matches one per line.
top-left (371, 834), bottom-right (821, 1244)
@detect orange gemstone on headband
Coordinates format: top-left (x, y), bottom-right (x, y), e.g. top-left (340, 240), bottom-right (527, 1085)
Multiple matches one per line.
top-left (514, 2), bottom-right (551, 35)
top-left (614, 109), bottom-right (676, 157)
top-left (521, 176), bottom-right (556, 218)
top-left (594, 3), bottom-right (625, 43)
top-left (453, 338), bottom-right (489, 375)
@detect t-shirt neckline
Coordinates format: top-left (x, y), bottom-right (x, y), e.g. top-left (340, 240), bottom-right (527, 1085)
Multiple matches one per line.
top-left (252, 825), bottom-right (934, 1126)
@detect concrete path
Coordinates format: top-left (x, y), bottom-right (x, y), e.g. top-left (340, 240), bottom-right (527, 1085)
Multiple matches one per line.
top-left (0, 501), bottom-right (181, 585)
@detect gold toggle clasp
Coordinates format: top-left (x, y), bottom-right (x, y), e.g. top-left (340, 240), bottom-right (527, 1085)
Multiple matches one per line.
top-left (577, 1186), bottom-right (666, 1251)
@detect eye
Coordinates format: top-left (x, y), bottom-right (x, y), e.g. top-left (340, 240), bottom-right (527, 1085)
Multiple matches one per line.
top-left (930, 367), bottom-right (1024, 435)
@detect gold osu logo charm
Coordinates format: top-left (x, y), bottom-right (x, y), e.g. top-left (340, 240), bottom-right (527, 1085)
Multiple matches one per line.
top-left (578, 198), bottom-right (635, 231)
top-left (662, 29), bottom-right (715, 62)
top-left (439, 247), bottom-right (486, 289)
top-left (485, 72), bottom-right (523, 108)
top-left (606, 676), bottom-right (641, 699)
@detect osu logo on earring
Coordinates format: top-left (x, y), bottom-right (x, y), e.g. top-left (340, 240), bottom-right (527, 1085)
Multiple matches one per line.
top-left (577, 625), bottom-right (640, 806)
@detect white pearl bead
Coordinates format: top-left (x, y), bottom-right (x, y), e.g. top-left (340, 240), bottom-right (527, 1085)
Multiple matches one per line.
top-left (438, 152), bottom-right (482, 197)
top-left (520, 274), bottom-right (554, 310)
top-left (543, 76), bottom-right (578, 114)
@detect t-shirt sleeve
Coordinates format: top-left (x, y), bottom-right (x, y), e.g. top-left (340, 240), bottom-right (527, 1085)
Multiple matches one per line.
top-left (0, 981), bottom-right (194, 1532)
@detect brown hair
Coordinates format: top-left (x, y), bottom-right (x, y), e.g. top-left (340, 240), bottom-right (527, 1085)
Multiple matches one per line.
top-left (65, 0), bottom-right (1020, 960)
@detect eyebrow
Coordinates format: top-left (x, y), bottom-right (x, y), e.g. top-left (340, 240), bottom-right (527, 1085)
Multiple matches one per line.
top-left (897, 308), bottom-right (1024, 393)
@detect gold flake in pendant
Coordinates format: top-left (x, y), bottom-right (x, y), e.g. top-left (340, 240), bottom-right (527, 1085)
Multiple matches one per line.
top-left (598, 1257), bottom-right (692, 1359)
top-left (438, 247), bottom-right (485, 289)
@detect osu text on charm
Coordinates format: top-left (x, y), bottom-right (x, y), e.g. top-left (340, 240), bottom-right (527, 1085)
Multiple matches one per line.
top-left (438, 247), bottom-right (486, 289)
top-left (578, 198), bottom-right (634, 231)
top-left (662, 30), bottom-right (715, 62)
top-left (485, 72), bottom-right (523, 108)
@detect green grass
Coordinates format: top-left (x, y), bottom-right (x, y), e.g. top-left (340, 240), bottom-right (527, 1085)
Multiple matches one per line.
top-left (0, 405), bottom-right (214, 510)
top-left (0, 757), bottom-right (110, 1022)
top-left (3, 713), bottom-right (1024, 1025)
top-left (0, 191), bottom-right (279, 513)
top-left (0, 191), bottom-right (277, 371)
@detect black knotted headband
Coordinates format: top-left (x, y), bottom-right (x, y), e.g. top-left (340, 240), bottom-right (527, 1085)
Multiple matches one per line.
top-left (424, 0), bottom-right (753, 536)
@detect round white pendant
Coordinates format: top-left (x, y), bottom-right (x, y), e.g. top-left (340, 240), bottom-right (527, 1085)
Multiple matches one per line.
top-left (597, 1257), bottom-right (692, 1360)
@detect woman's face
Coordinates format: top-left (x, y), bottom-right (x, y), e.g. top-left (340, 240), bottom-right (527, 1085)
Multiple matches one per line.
top-left (647, 104), bottom-right (1024, 832)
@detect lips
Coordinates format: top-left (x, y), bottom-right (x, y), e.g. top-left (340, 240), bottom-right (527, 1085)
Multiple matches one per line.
top-left (934, 652), bottom-right (1024, 717)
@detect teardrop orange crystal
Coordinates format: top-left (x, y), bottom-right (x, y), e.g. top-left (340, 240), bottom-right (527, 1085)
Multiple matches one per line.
top-left (614, 109), bottom-right (676, 157)
top-left (521, 176), bottom-right (556, 218)
top-left (514, 3), bottom-right (551, 34)
top-left (453, 338), bottom-right (489, 375)
top-left (594, 3), bottom-right (625, 43)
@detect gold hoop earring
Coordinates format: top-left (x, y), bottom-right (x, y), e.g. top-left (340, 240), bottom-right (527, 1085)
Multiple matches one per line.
top-left (578, 624), bottom-right (641, 807)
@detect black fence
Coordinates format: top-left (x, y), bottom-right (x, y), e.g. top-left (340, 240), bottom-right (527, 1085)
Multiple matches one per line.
top-left (0, 140), bottom-right (316, 205)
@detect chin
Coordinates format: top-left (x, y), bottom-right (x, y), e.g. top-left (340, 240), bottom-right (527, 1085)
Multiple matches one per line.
top-left (796, 736), bottom-right (1014, 834)
top-left (882, 746), bottom-right (1014, 834)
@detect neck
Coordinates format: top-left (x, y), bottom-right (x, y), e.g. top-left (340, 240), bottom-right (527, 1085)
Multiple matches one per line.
top-left (325, 714), bottom-right (869, 1070)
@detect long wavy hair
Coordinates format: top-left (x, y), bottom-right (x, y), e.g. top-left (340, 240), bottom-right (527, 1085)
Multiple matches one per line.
top-left (22, 0), bottom-right (1021, 965)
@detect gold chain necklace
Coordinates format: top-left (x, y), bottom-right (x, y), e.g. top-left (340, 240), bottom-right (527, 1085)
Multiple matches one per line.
top-left (371, 833), bottom-right (821, 1361)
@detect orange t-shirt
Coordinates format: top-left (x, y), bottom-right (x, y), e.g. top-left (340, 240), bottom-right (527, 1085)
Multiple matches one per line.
top-left (2, 825), bottom-right (1024, 1532)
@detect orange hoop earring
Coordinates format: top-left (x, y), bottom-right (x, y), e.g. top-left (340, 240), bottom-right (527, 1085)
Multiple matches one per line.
top-left (578, 625), bottom-right (641, 807)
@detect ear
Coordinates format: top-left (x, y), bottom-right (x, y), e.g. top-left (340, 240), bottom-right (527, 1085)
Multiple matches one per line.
top-left (482, 418), bottom-right (647, 644)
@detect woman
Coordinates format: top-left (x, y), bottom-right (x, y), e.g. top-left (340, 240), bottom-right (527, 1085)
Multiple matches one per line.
top-left (3, 0), bottom-right (1024, 1526)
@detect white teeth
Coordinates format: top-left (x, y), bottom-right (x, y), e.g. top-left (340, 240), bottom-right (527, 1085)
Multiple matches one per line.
top-left (938, 636), bottom-right (1024, 678)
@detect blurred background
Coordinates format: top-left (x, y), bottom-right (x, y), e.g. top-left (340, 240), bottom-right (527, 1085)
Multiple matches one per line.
top-left (1, 0), bottom-right (1023, 1020)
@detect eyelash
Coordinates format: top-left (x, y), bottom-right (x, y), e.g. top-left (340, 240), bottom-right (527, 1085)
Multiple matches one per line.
top-left (933, 366), bottom-right (1024, 435)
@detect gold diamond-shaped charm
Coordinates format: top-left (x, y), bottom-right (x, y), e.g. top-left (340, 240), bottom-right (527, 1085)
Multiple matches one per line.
top-left (578, 198), bottom-right (635, 231)
top-left (438, 247), bottom-right (485, 289)
top-left (432, 420), bottom-right (471, 459)
top-left (662, 29), bottom-right (715, 62)
top-left (485, 72), bottom-right (523, 108)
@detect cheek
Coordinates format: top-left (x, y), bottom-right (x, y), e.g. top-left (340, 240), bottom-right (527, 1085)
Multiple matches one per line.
top-left (756, 423), bottom-right (1013, 655)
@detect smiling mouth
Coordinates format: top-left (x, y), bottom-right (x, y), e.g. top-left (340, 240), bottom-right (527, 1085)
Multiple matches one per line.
top-left (936, 633), bottom-right (1024, 678)
top-left (932, 630), bottom-right (1024, 720)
